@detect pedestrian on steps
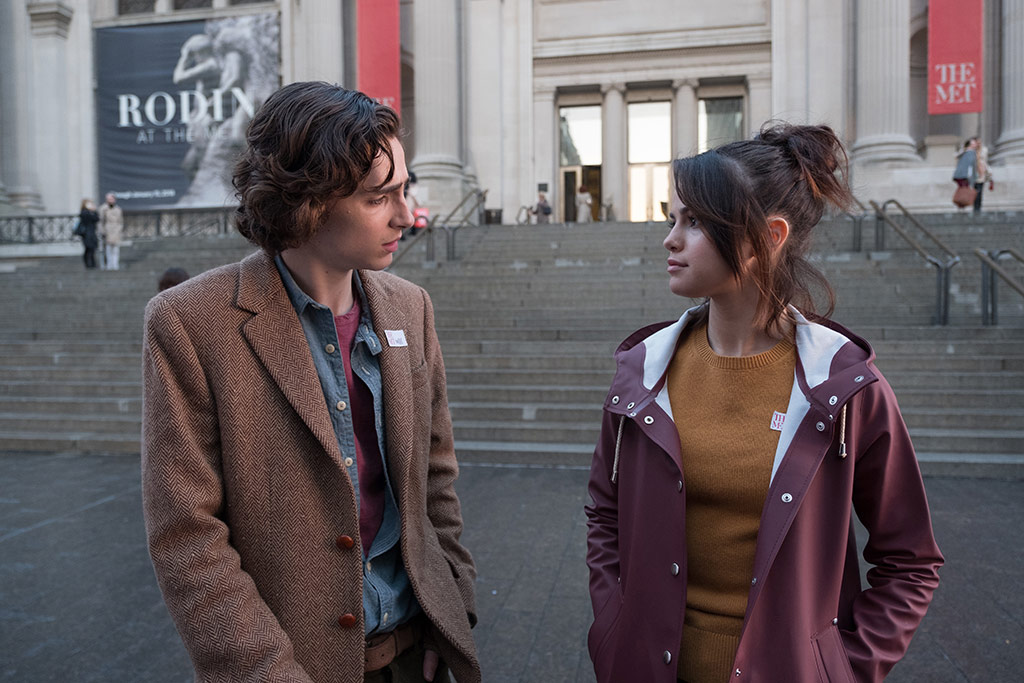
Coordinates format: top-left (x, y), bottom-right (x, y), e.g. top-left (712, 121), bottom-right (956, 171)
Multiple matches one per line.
top-left (99, 192), bottom-right (124, 270)
top-left (585, 123), bottom-right (943, 683)
top-left (75, 199), bottom-right (100, 269)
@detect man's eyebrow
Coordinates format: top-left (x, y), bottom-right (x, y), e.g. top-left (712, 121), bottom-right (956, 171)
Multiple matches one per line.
top-left (372, 179), bottom-right (406, 195)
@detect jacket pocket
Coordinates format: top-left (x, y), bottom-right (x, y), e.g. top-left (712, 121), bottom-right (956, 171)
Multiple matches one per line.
top-left (587, 588), bottom-right (624, 665)
top-left (811, 624), bottom-right (856, 683)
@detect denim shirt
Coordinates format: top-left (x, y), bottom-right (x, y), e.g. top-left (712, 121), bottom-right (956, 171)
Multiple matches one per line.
top-left (274, 255), bottom-right (419, 636)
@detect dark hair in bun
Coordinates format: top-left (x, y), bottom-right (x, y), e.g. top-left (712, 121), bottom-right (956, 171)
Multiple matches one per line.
top-left (671, 122), bottom-right (854, 332)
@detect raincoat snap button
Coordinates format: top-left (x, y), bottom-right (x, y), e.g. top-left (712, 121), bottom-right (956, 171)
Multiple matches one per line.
top-left (677, 480), bottom-right (683, 492)
top-left (629, 412), bottom-right (637, 418)
top-left (626, 401), bottom-right (635, 409)
top-left (781, 493), bottom-right (793, 503)
top-left (750, 577), bottom-right (757, 585)
top-left (854, 375), bottom-right (864, 382)
top-left (833, 617), bottom-right (838, 625)
top-left (663, 651), bottom-right (672, 664)
top-left (670, 563), bottom-right (680, 576)
top-left (816, 421), bottom-right (826, 431)
top-left (643, 415), bottom-right (654, 425)
top-left (611, 396), bottom-right (620, 404)
top-left (829, 395), bottom-right (838, 406)
top-left (735, 669), bottom-right (742, 677)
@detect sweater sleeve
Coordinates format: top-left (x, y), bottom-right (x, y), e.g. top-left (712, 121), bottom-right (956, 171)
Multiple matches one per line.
top-left (840, 377), bottom-right (943, 682)
top-left (141, 295), bottom-right (313, 683)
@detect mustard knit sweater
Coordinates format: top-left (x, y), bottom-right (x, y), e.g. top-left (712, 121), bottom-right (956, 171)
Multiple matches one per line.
top-left (667, 325), bottom-right (796, 683)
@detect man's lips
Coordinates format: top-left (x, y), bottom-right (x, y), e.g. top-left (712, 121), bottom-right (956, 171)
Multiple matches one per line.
top-left (384, 240), bottom-right (400, 253)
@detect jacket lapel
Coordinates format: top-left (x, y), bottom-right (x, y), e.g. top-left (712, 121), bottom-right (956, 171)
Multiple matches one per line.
top-left (236, 252), bottom-right (343, 467)
top-left (360, 271), bottom-right (414, 492)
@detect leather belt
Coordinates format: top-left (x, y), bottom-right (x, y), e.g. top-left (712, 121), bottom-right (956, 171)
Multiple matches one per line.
top-left (364, 617), bottom-right (425, 672)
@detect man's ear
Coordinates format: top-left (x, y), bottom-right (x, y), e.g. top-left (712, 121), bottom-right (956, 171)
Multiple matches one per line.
top-left (767, 216), bottom-right (790, 251)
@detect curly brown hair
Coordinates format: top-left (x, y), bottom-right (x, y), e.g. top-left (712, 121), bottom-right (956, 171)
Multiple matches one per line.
top-left (232, 82), bottom-right (402, 253)
top-left (672, 122), bottom-right (854, 332)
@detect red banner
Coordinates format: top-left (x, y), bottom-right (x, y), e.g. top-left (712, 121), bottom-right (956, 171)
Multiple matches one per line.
top-left (356, 0), bottom-right (401, 118)
top-left (928, 0), bottom-right (983, 115)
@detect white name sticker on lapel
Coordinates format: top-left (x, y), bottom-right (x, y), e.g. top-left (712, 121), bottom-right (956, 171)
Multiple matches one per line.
top-left (770, 411), bottom-right (786, 431)
top-left (385, 329), bottom-right (408, 347)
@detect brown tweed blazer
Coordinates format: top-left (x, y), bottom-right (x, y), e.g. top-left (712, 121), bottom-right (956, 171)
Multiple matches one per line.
top-left (141, 251), bottom-right (480, 682)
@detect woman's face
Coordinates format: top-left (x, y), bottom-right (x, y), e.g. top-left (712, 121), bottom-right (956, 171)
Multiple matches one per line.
top-left (663, 190), bottom-right (745, 300)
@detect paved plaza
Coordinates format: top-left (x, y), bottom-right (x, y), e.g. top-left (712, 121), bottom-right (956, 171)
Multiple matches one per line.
top-left (1, 452), bottom-right (1021, 682)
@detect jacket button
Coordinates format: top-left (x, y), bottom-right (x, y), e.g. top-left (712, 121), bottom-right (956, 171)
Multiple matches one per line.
top-left (677, 480), bottom-right (683, 492)
top-left (751, 577), bottom-right (757, 585)
top-left (781, 493), bottom-right (793, 503)
top-left (829, 395), bottom-right (838, 406)
top-left (626, 401), bottom-right (636, 409)
top-left (833, 617), bottom-right (838, 625)
top-left (670, 563), bottom-right (680, 576)
top-left (735, 668), bottom-right (742, 676)
top-left (663, 651), bottom-right (672, 664)
top-left (643, 415), bottom-right (654, 425)
top-left (854, 375), bottom-right (864, 382)
top-left (336, 534), bottom-right (355, 550)
top-left (816, 421), bottom-right (825, 431)
top-left (611, 395), bottom-right (620, 404)
top-left (338, 613), bottom-right (357, 628)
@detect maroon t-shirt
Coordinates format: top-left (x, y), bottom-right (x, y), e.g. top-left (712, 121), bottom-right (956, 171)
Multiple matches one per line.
top-left (333, 298), bottom-right (386, 556)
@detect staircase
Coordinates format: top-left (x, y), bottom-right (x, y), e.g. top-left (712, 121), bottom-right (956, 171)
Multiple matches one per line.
top-left (0, 214), bottom-right (1021, 476)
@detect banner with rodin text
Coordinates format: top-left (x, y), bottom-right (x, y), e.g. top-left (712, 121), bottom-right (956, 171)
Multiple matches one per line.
top-left (928, 0), bottom-right (983, 115)
top-left (95, 14), bottom-right (280, 209)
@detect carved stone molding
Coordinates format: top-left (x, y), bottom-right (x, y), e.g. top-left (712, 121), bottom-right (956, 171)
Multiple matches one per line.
top-left (27, 2), bottom-right (74, 39)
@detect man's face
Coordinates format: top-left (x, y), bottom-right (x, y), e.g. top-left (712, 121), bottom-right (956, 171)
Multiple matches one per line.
top-left (307, 137), bottom-right (412, 273)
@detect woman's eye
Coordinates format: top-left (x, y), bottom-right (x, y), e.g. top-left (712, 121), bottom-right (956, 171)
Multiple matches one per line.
top-left (688, 216), bottom-right (698, 228)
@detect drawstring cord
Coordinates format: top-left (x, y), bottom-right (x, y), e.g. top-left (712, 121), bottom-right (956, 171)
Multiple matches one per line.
top-left (838, 404), bottom-right (848, 458)
top-left (611, 415), bottom-right (625, 483)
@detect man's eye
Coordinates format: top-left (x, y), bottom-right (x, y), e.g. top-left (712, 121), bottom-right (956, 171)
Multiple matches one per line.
top-left (369, 197), bottom-right (386, 206)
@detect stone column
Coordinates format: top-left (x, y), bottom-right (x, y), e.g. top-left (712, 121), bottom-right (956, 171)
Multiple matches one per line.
top-left (411, 0), bottom-right (467, 216)
top-left (533, 86), bottom-right (557, 216)
top-left (672, 79), bottom-right (698, 158)
top-left (601, 82), bottom-right (626, 222)
top-left (851, 0), bottom-right (918, 162)
top-left (747, 75), bottom-right (773, 139)
top-left (28, 1), bottom-right (74, 212)
top-left (0, 2), bottom-right (43, 211)
top-left (994, 0), bottom-right (1024, 161)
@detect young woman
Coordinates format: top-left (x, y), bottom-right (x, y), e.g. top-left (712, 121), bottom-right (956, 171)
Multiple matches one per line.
top-left (585, 124), bottom-right (942, 683)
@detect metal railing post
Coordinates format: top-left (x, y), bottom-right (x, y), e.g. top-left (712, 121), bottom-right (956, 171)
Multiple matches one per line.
top-left (27, 217), bottom-right (35, 244)
top-left (979, 257), bottom-right (992, 325)
top-left (424, 227), bottom-right (435, 263)
top-left (446, 226), bottom-right (457, 261)
top-left (874, 211), bottom-right (885, 251)
top-left (852, 215), bottom-right (863, 252)
top-left (989, 255), bottom-right (999, 326)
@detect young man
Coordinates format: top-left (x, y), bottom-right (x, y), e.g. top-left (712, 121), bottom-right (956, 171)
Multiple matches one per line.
top-left (142, 82), bottom-right (480, 683)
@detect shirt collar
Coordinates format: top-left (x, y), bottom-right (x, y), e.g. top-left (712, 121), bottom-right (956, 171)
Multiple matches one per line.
top-left (274, 254), bottom-right (381, 355)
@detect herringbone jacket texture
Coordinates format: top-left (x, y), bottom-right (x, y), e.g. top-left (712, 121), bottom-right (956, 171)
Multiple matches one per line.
top-left (142, 251), bottom-right (480, 682)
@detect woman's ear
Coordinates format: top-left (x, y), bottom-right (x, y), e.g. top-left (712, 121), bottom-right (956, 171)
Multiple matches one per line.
top-left (767, 216), bottom-right (790, 251)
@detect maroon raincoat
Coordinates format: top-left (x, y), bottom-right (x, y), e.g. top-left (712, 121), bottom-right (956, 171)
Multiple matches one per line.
top-left (586, 307), bottom-right (942, 683)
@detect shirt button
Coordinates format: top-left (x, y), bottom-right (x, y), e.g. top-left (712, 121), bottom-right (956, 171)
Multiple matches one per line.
top-left (336, 400), bottom-right (347, 411)
top-left (338, 613), bottom-right (357, 629)
top-left (383, 612), bottom-right (389, 624)
top-left (336, 534), bottom-right (355, 550)
top-left (663, 651), bottom-right (672, 664)
top-left (325, 344), bottom-right (336, 354)
top-left (366, 561), bottom-right (372, 573)
top-left (344, 457), bottom-right (354, 467)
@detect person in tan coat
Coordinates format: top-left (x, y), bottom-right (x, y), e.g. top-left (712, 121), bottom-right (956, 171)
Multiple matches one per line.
top-left (99, 192), bottom-right (124, 270)
top-left (142, 82), bottom-right (480, 683)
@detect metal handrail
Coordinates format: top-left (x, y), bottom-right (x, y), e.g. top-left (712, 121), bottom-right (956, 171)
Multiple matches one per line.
top-left (869, 199), bottom-right (962, 325)
top-left (388, 188), bottom-right (488, 269)
top-left (840, 196), bottom-right (872, 251)
top-left (0, 207), bottom-right (236, 244)
top-left (976, 248), bottom-right (1024, 325)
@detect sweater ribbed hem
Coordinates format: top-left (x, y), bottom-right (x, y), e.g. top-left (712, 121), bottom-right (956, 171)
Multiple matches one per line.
top-left (677, 622), bottom-right (741, 683)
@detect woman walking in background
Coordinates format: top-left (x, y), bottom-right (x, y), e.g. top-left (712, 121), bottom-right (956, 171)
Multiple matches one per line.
top-left (76, 199), bottom-right (100, 269)
top-left (585, 123), bottom-right (942, 683)
top-left (952, 137), bottom-right (979, 209)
